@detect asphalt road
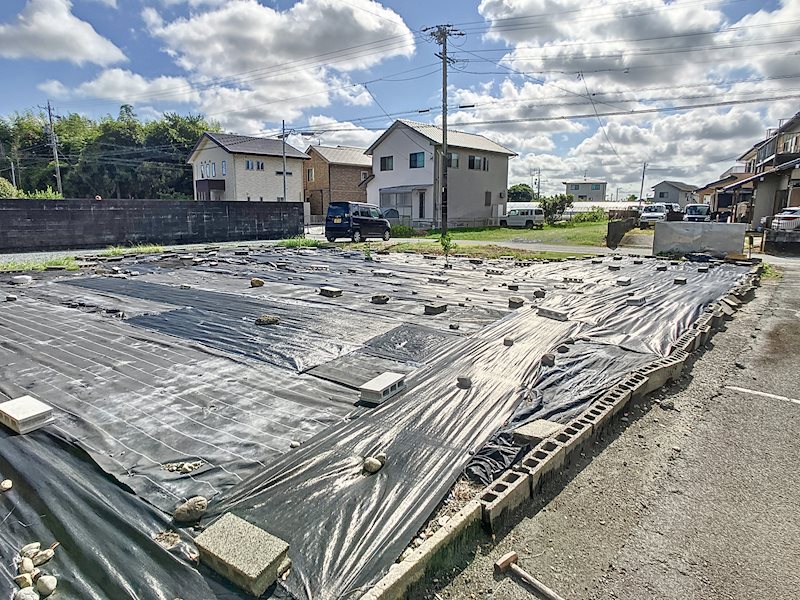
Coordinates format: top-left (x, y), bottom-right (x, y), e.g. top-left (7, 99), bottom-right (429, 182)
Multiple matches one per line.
top-left (418, 258), bottom-right (800, 600)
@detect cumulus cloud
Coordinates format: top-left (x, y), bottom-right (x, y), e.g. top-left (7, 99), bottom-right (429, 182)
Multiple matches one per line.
top-left (0, 0), bottom-right (126, 65)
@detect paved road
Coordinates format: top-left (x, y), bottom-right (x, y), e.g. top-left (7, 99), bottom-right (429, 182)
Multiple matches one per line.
top-left (419, 258), bottom-right (800, 600)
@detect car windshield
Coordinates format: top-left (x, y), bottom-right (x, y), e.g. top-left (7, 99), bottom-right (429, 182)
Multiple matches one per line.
top-left (686, 205), bottom-right (710, 215)
top-left (778, 209), bottom-right (800, 216)
top-left (327, 203), bottom-right (350, 217)
top-left (643, 205), bottom-right (664, 213)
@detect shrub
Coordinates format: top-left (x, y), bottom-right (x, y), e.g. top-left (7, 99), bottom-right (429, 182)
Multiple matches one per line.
top-left (0, 177), bottom-right (19, 198)
top-left (540, 194), bottom-right (574, 225)
top-left (571, 206), bottom-right (606, 223)
top-left (390, 225), bottom-right (417, 238)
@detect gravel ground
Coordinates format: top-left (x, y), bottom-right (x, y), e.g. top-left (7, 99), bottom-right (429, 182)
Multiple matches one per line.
top-left (417, 258), bottom-right (800, 600)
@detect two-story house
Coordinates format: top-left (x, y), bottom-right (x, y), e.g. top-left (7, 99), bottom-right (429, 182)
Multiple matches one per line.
top-left (652, 181), bottom-right (698, 208)
top-left (304, 145), bottom-right (372, 219)
top-left (364, 120), bottom-right (516, 227)
top-left (563, 179), bottom-right (607, 202)
top-left (187, 132), bottom-right (308, 202)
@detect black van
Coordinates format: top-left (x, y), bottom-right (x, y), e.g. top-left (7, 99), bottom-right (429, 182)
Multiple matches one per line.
top-left (325, 202), bottom-right (391, 242)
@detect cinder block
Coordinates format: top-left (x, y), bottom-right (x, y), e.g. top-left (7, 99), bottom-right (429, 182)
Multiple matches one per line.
top-left (480, 470), bottom-right (531, 531)
top-left (697, 324), bottom-right (712, 346)
top-left (525, 439), bottom-right (565, 480)
top-left (656, 264), bottom-right (667, 271)
top-left (0, 395), bottom-right (54, 434)
top-left (424, 302), bottom-right (447, 315)
top-left (537, 307), bottom-right (569, 321)
top-left (319, 286), bottom-right (343, 298)
top-left (626, 295), bottom-right (645, 306)
top-left (512, 419), bottom-right (564, 446)
top-left (195, 513), bottom-right (289, 597)
top-left (608, 265), bottom-right (621, 271)
top-left (616, 277), bottom-right (632, 286)
top-left (563, 418), bottom-right (592, 448)
top-left (428, 276), bottom-right (449, 285)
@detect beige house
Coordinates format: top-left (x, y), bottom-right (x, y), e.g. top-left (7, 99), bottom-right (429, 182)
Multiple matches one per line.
top-left (563, 179), bottom-right (607, 202)
top-left (187, 132), bottom-right (309, 202)
top-left (304, 145), bottom-right (372, 217)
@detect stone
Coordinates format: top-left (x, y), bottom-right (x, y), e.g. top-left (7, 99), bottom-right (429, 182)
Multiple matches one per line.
top-left (1, 479), bottom-right (12, 491)
top-left (660, 399), bottom-right (675, 411)
top-left (255, 315), bottom-right (279, 326)
top-left (533, 289), bottom-right (546, 298)
top-left (503, 337), bottom-right (514, 347)
top-left (173, 496), bottom-right (208, 522)
top-left (19, 543), bottom-right (40, 558)
top-left (31, 549), bottom-right (53, 566)
top-left (11, 275), bottom-right (33, 285)
top-left (508, 296), bottom-right (525, 309)
top-left (424, 302), bottom-right (447, 315)
top-left (319, 286), bottom-right (343, 298)
top-left (371, 294), bottom-right (390, 304)
top-left (195, 512), bottom-right (289, 598)
top-left (449, 323), bottom-right (460, 330)
top-left (541, 354), bottom-right (556, 367)
top-left (13, 588), bottom-right (38, 600)
top-left (457, 376), bottom-right (472, 389)
top-left (14, 574), bottom-right (32, 588)
top-left (375, 452), bottom-right (387, 465)
top-left (250, 278), bottom-right (265, 287)
top-left (556, 345), bottom-right (569, 353)
top-left (363, 457), bottom-right (383, 473)
top-left (289, 441), bottom-right (300, 449)
top-left (18, 557), bottom-right (34, 574)
top-left (35, 576), bottom-right (57, 597)
top-left (6, 294), bottom-right (18, 301)
top-left (513, 419), bottom-right (564, 446)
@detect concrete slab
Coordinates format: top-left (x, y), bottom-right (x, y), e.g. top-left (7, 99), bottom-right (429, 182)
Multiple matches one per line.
top-left (195, 512), bottom-right (289, 597)
top-left (0, 395), bottom-right (54, 435)
top-left (513, 418), bottom-right (564, 446)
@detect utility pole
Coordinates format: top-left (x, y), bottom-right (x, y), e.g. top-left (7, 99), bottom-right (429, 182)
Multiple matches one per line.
top-left (281, 119), bottom-right (287, 202)
top-left (45, 101), bottom-right (63, 196)
top-left (0, 140), bottom-right (15, 187)
top-left (638, 162), bottom-right (648, 206)
top-left (537, 167), bottom-right (541, 200)
top-left (424, 24), bottom-right (463, 235)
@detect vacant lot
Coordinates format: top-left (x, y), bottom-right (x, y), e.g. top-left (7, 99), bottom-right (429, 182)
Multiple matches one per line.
top-left (423, 221), bottom-right (608, 246)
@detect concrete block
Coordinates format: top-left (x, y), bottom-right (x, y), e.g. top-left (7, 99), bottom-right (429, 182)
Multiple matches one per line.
top-left (697, 266), bottom-right (709, 273)
top-left (512, 419), bottom-right (564, 446)
top-left (373, 269), bottom-right (393, 277)
top-left (674, 277), bottom-right (687, 285)
top-left (0, 395), bottom-right (54, 435)
top-left (620, 371), bottom-right (649, 400)
top-left (698, 324), bottom-right (712, 346)
top-left (616, 277), bottom-right (632, 286)
top-left (537, 307), bottom-right (568, 321)
top-left (656, 264), bottom-right (667, 271)
top-left (563, 418), bottom-right (592, 447)
top-left (319, 286), bottom-right (343, 298)
top-left (486, 268), bottom-right (505, 275)
top-left (424, 302), bottom-right (447, 315)
top-left (563, 276), bottom-right (583, 283)
top-left (525, 439), bottom-right (565, 480)
top-left (508, 296), bottom-right (525, 309)
top-left (626, 295), bottom-right (645, 306)
top-left (195, 512), bottom-right (289, 597)
top-left (608, 265), bottom-right (621, 271)
top-left (428, 276), bottom-right (449, 285)
top-left (480, 470), bottom-right (530, 531)
top-left (360, 372), bottom-right (406, 406)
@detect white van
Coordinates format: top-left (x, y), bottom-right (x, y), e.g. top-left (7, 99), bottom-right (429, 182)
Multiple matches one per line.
top-left (500, 207), bottom-right (545, 229)
top-left (639, 203), bottom-right (668, 228)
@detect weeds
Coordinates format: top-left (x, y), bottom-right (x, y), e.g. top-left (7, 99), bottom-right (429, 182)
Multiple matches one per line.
top-left (103, 244), bottom-right (165, 256)
top-left (277, 237), bottom-right (321, 248)
top-left (0, 256), bottom-right (79, 272)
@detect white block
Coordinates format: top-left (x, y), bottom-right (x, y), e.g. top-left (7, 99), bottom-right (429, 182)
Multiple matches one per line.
top-left (360, 372), bottom-right (407, 406)
top-left (0, 396), bottom-right (54, 434)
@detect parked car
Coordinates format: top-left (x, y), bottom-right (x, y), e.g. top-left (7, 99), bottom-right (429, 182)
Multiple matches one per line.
top-left (325, 201), bottom-right (391, 242)
top-left (639, 203), bottom-right (668, 228)
top-left (683, 203), bottom-right (712, 222)
top-left (770, 207), bottom-right (800, 231)
top-left (499, 207), bottom-right (545, 228)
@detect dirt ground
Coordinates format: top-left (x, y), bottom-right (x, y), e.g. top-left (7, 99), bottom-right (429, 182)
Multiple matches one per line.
top-left (417, 258), bottom-right (800, 600)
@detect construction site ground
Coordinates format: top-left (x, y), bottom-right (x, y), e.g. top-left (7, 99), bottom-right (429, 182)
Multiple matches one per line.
top-left (418, 258), bottom-right (800, 600)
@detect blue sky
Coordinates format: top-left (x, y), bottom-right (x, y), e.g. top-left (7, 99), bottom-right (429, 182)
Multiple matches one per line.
top-left (0, 0), bottom-right (797, 195)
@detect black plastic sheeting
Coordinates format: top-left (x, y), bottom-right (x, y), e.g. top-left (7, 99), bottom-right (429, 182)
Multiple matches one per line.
top-left (0, 250), bottom-right (751, 600)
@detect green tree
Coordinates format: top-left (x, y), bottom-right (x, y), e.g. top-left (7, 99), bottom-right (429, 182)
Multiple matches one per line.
top-left (0, 176), bottom-right (18, 198)
top-left (539, 194), bottom-right (574, 225)
top-left (626, 194), bottom-right (638, 201)
top-left (507, 183), bottom-right (534, 202)
top-left (439, 232), bottom-right (456, 268)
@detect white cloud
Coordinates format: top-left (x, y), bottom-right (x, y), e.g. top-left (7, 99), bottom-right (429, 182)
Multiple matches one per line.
top-left (74, 69), bottom-right (200, 104)
top-left (37, 79), bottom-right (71, 99)
top-left (87, 0), bottom-right (117, 7)
top-left (0, 0), bottom-right (126, 66)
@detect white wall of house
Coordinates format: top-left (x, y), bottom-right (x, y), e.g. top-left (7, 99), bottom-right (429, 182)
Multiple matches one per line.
top-left (447, 150), bottom-right (510, 220)
top-left (653, 183), bottom-right (697, 207)
top-left (191, 138), bottom-right (235, 200)
top-left (564, 182), bottom-right (606, 202)
top-left (367, 129), bottom-right (435, 195)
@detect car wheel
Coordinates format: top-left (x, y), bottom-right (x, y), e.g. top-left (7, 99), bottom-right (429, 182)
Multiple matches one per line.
top-left (352, 229), bottom-right (362, 243)
top-left (326, 235), bottom-right (336, 243)
top-left (382, 229), bottom-right (391, 241)
top-left (525, 220), bottom-right (534, 228)
top-left (500, 220), bottom-right (507, 227)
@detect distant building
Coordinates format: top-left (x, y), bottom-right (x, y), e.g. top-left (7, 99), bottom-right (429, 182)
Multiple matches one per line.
top-left (652, 181), bottom-right (698, 207)
top-left (364, 119), bottom-right (516, 227)
top-left (563, 180), bottom-right (607, 202)
top-left (304, 145), bottom-right (372, 218)
top-left (187, 132), bottom-right (308, 202)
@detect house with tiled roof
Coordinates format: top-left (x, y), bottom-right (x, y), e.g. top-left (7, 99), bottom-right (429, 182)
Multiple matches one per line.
top-left (187, 132), bottom-right (309, 202)
top-left (652, 180), bottom-right (698, 208)
top-left (303, 145), bottom-right (372, 218)
top-left (364, 120), bottom-right (517, 227)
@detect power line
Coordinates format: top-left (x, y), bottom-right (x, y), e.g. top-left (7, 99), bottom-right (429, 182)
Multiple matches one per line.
top-left (579, 72), bottom-right (627, 167)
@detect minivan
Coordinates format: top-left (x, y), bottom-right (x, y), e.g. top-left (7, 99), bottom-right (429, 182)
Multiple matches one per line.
top-left (325, 201), bottom-right (391, 242)
top-left (683, 203), bottom-right (712, 222)
top-left (499, 207), bottom-right (545, 228)
top-left (639, 203), bottom-right (668, 228)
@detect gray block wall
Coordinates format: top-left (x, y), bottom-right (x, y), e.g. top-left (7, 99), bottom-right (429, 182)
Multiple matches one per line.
top-left (0, 199), bottom-right (304, 252)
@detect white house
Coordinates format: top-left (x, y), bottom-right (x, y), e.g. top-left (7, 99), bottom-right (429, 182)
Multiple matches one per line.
top-left (563, 179), bottom-right (607, 202)
top-left (363, 120), bottom-right (516, 227)
top-left (187, 132), bottom-right (309, 202)
top-left (652, 180), bottom-right (698, 208)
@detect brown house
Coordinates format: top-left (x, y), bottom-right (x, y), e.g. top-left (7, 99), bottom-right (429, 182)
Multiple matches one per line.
top-left (304, 146), bottom-right (372, 217)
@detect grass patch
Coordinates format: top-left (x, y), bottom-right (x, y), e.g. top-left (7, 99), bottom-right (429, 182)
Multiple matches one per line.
top-left (342, 241), bottom-right (589, 261)
top-left (277, 237), bottom-right (322, 248)
top-left (0, 256), bottom-right (79, 272)
top-left (425, 221), bottom-right (608, 246)
top-left (762, 262), bottom-right (782, 279)
top-left (103, 243), bottom-right (165, 256)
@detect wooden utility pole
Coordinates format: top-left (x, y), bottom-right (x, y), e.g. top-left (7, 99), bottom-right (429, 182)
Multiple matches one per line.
top-left (638, 161), bottom-right (648, 206)
top-left (45, 101), bottom-right (63, 196)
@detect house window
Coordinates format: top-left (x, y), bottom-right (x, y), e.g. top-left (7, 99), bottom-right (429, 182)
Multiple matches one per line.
top-left (468, 155), bottom-right (488, 170)
top-left (380, 156), bottom-right (394, 171)
top-left (257, 161), bottom-right (265, 171)
top-left (277, 196), bottom-right (284, 202)
top-left (276, 171), bottom-right (293, 176)
top-left (307, 168), bottom-right (314, 182)
top-left (200, 165), bottom-right (205, 178)
top-left (591, 184), bottom-right (600, 190)
top-left (419, 191), bottom-right (425, 219)
top-left (361, 171), bottom-right (369, 181)
top-left (246, 160), bottom-right (254, 170)
top-left (658, 191), bottom-right (668, 198)
top-left (221, 160), bottom-right (226, 176)
top-left (447, 152), bottom-right (459, 168)
top-left (483, 158), bottom-right (489, 171)
top-left (212, 162), bottom-right (216, 177)
top-left (485, 191), bottom-right (492, 206)
top-left (409, 152), bottom-right (424, 168)
top-left (570, 184), bottom-right (580, 191)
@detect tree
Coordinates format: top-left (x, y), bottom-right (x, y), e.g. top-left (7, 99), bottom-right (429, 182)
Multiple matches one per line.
top-left (0, 176), bottom-right (18, 198)
top-left (626, 194), bottom-right (638, 201)
top-left (507, 183), bottom-right (533, 202)
top-left (539, 194), bottom-right (574, 225)
top-left (439, 232), bottom-right (456, 268)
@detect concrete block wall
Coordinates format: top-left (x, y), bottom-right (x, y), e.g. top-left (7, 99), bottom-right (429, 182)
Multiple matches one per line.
top-left (0, 199), bottom-right (303, 252)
